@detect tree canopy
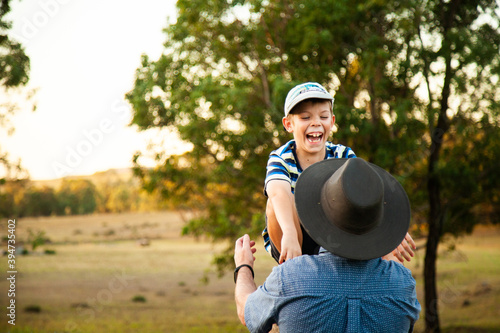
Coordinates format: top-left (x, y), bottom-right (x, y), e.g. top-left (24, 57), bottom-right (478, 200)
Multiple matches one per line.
top-left (127, 1), bottom-right (500, 331)
top-left (0, 0), bottom-right (30, 181)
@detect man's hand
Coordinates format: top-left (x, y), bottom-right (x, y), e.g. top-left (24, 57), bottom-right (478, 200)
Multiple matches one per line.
top-left (234, 234), bottom-right (258, 326)
top-left (279, 233), bottom-right (302, 264)
top-left (234, 234), bottom-right (257, 267)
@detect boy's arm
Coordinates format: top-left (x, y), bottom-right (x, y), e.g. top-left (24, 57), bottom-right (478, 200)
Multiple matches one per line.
top-left (267, 180), bottom-right (302, 263)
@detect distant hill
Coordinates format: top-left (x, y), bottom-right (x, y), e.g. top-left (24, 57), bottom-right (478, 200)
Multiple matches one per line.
top-left (31, 168), bottom-right (136, 189)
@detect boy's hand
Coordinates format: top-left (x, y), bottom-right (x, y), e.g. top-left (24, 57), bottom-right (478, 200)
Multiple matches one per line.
top-left (385, 232), bottom-right (417, 263)
top-left (279, 233), bottom-right (302, 264)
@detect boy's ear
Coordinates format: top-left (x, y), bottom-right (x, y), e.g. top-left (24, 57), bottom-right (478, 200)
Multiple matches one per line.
top-left (329, 115), bottom-right (336, 135)
top-left (282, 116), bottom-right (293, 133)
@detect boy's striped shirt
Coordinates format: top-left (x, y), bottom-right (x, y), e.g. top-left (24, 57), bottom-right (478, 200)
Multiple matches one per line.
top-left (264, 140), bottom-right (356, 196)
top-left (263, 140), bottom-right (356, 253)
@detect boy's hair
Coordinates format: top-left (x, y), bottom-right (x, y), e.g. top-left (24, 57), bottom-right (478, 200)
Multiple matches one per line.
top-left (288, 98), bottom-right (333, 116)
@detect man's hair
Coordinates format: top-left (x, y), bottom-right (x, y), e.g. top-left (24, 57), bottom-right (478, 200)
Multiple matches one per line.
top-left (288, 98), bottom-right (333, 116)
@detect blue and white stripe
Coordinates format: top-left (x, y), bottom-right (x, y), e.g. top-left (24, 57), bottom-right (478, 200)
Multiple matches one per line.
top-left (264, 140), bottom-right (356, 195)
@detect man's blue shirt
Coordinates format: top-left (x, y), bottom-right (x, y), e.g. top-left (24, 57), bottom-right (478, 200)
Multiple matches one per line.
top-left (245, 250), bottom-right (421, 333)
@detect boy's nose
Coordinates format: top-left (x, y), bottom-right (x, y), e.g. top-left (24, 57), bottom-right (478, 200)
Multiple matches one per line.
top-left (311, 116), bottom-right (321, 126)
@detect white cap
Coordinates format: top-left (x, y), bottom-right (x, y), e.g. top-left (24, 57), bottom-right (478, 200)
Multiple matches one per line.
top-left (284, 82), bottom-right (334, 117)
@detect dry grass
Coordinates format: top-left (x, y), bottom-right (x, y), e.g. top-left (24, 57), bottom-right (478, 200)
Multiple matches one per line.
top-left (0, 212), bottom-right (275, 333)
top-left (1, 213), bottom-right (499, 332)
top-left (8, 211), bottom-right (190, 244)
top-left (407, 225), bottom-right (500, 333)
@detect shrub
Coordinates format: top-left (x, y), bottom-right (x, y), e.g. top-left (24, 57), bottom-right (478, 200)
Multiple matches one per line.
top-left (25, 305), bottom-right (41, 313)
top-left (131, 295), bottom-right (147, 303)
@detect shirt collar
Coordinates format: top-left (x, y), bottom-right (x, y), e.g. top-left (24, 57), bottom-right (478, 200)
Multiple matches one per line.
top-left (318, 247), bottom-right (379, 263)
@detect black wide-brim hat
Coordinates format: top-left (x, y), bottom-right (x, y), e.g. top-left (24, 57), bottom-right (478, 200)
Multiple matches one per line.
top-left (295, 158), bottom-right (411, 260)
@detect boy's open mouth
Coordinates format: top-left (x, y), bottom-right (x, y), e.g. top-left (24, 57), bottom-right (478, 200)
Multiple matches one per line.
top-left (306, 132), bottom-right (323, 143)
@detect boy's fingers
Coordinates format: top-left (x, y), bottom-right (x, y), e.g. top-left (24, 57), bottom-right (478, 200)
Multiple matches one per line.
top-left (278, 252), bottom-right (285, 264)
top-left (401, 241), bottom-right (414, 257)
top-left (399, 244), bottom-right (412, 262)
top-left (406, 232), bottom-right (417, 249)
top-left (406, 246), bottom-right (415, 258)
top-left (393, 249), bottom-right (404, 263)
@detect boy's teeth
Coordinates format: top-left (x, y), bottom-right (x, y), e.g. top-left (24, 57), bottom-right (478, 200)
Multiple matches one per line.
top-left (307, 133), bottom-right (322, 142)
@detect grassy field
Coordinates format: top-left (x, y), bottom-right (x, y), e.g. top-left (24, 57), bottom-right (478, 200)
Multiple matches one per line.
top-left (1, 212), bottom-right (499, 332)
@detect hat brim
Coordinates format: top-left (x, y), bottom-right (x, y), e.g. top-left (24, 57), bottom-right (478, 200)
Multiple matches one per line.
top-left (295, 158), bottom-right (410, 260)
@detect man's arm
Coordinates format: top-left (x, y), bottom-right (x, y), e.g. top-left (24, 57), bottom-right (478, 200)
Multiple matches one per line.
top-left (234, 234), bottom-right (257, 326)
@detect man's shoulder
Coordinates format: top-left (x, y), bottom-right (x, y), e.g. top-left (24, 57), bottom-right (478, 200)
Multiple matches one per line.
top-left (276, 255), bottom-right (416, 291)
top-left (364, 258), bottom-right (417, 295)
top-left (262, 255), bottom-right (325, 295)
top-left (380, 259), bottom-right (416, 280)
top-left (273, 254), bottom-right (335, 283)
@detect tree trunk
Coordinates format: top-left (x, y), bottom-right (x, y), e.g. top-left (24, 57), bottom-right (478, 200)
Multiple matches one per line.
top-left (424, 59), bottom-right (452, 333)
top-left (424, 157), bottom-right (442, 332)
top-left (424, 125), bottom-right (449, 332)
top-left (423, 0), bottom-right (458, 328)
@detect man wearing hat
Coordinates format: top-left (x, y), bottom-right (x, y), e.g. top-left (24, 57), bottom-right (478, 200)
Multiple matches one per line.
top-left (234, 158), bottom-right (421, 332)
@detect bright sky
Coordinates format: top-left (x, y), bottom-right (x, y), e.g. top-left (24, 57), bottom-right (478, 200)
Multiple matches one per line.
top-left (2, 0), bottom-right (183, 180)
